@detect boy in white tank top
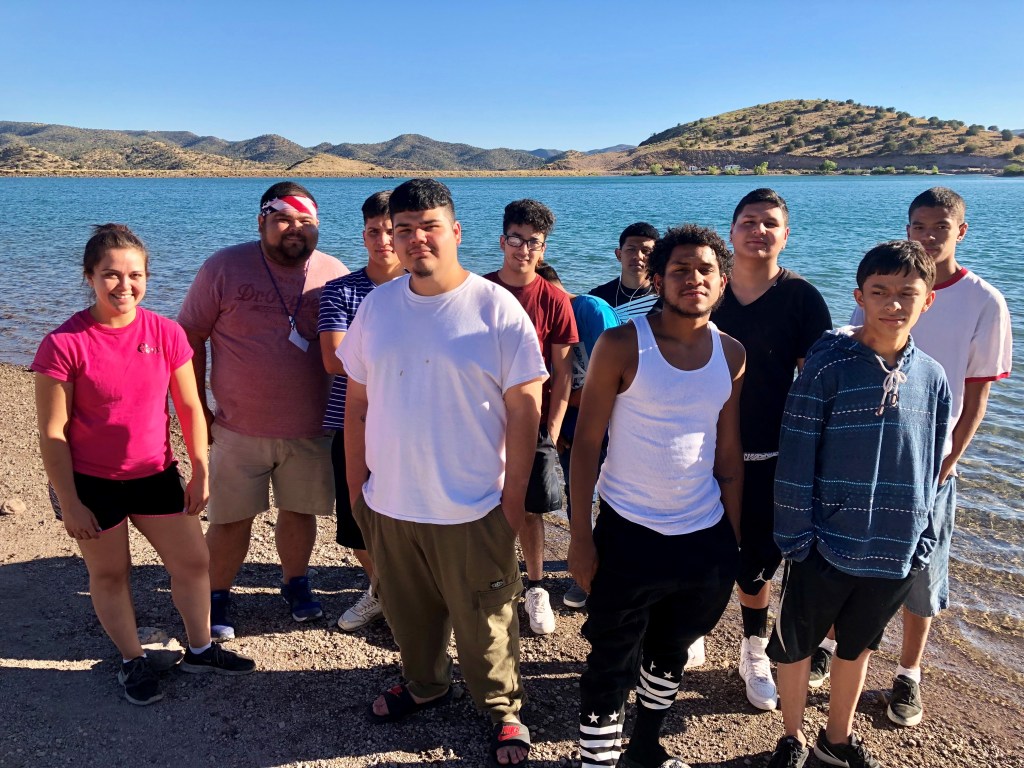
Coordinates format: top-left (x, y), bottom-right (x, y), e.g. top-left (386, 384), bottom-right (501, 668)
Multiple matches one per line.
top-left (569, 225), bottom-right (746, 768)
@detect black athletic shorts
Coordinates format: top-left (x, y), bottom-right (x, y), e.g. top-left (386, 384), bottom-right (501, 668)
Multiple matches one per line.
top-left (331, 430), bottom-right (365, 549)
top-left (526, 427), bottom-right (562, 514)
top-left (736, 457), bottom-right (783, 595)
top-left (767, 548), bottom-right (919, 663)
top-left (49, 462), bottom-right (186, 532)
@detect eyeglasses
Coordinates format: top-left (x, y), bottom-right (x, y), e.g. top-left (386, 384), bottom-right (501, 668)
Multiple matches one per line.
top-left (504, 234), bottom-right (546, 251)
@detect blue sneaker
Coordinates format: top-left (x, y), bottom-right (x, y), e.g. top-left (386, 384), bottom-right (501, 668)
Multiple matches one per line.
top-left (281, 576), bottom-right (323, 622)
top-left (210, 590), bottom-right (235, 641)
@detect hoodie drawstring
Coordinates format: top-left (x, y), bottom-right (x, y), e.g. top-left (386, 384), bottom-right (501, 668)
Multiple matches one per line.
top-left (875, 356), bottom-right (908, 416)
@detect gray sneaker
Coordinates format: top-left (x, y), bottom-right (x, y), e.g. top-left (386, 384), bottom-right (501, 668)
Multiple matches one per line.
top-left (886, 674), bottom-right (923, 726)
top-left (562, 582), bottom-right (588, 609)
top-left (808, 646), bottom-right (833, 689)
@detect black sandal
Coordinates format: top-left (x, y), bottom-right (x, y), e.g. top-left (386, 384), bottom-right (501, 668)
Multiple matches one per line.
top-left (368, 683), bottom-right (452, 723)
top-left (488, 720), bottom-right (531, 767)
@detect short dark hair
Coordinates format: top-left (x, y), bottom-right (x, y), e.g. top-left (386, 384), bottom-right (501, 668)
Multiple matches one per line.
top-left (732, 188), bottom-right (789, 225)
top-left (361, 190), bottom-right (391, 222)
top-left (908, 187), bottom-right (966, 224)
top-left (83, 223), bottom-right (148, 276)
top-left (618, 222), bottom-right (659, 248)
top-left (856, 240), bottom-right (936, 290)
top-left (648, 224), bottom-right (733, 281)
top-left (535, 263), bottom-right (561, 285)
top-left (389, 178), bottom-right (455, 219)
top-left (260, 181), bottom-right (317, 208)
top-left (503, 199), bottom-right (555, 236)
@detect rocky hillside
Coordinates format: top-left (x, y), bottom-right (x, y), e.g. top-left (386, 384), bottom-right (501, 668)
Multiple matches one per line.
top-left (628, 99), bottom-right (1023, 170)
top-left (319, 134), bottom-right (544, 171)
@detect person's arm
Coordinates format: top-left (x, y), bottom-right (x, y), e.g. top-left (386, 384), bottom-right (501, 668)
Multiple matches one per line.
top-left (35, 374), bottom-right (101, 539)
top-left (319, 331), bottom-right (347, 376)
top-left (773, 366), bottom-right (825, 562)
top-left (169, 359), bottom-right (210, 516)
top-left (938, 379), bottom-right (991, 483)
top-left (502, 378), bottom-right (544, 533)
top-left (183, 328), bottom-right (214, 434)
top-left (545, 343), bottom-right (572, 446)
top-left (715, 336), bottom-right (746, 543)
top-left (568, 330), bottom-right (630, 593)
top-left (344, 379), bottom-right (370, 509)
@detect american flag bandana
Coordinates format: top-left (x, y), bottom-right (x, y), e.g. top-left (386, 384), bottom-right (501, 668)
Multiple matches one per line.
top-left (259, 195), bottom-right (318, 218)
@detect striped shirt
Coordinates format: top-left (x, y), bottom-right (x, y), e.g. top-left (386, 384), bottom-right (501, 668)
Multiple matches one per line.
top-left (318, 268), bottom-right (377, 430)
top-left (588, 277), bottom-right (659, 324)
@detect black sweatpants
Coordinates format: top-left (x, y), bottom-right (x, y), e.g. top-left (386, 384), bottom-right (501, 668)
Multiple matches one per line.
top-left (578, 501), bottom-right (738, 768)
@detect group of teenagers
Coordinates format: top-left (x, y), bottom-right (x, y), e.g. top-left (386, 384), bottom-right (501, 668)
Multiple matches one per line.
top-left (32, 177), bottom-right (1011, 768)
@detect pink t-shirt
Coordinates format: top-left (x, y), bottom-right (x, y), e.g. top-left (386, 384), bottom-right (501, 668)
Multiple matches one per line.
top-left (177, 242), bottom-right (348, 439)
top-left (32, 307), bottom-right (193, 480)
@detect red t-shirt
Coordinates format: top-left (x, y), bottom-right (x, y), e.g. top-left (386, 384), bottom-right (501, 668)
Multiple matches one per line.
top-left (484, 272), bottom-right (579, 416)
top-left (32, 307), bottom-right (193, 480)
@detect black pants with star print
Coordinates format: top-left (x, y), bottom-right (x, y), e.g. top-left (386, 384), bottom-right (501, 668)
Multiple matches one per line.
top-left (578, 502), bottom-right (738, 766)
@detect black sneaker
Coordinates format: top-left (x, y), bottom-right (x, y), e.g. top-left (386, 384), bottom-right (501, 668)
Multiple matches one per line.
top-left (808, 646), bottom-right (833, 689)
top-left (281, 576), bottom-right (323, 622)
top-left (765, 735), bottom-right (808, 768)
top-left (118, 656), bottom-right (163, 706)
top-left (210, 589), bottom-right (235, 641)
top-left (180, 644), bottom-right (256, 675)
top-left (813, 729), bottom-right (882, 768)
top-left (886, 674), bottom-right (923, 726)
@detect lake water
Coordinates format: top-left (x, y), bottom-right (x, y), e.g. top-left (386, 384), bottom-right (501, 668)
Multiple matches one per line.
top-left (1, 175), bottom-right (1021, 672)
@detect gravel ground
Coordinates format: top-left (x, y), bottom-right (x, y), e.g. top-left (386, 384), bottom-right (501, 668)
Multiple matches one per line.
top-left (2, 362), bottom-right (1022, 768)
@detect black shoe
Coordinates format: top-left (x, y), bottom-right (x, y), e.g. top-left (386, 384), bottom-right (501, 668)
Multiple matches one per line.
top-left (808, 646), bottom-right (833, 689)
top-left (765, 735), bottom-right (808, 768)
top-left (118, 656), bottom-right (163, 706)
top-left (813, 729), bottom-right (882, 768)
top-left (886, 674), bottom-right (923, 726)
top-left (180, 644), bottom-right (256, 675)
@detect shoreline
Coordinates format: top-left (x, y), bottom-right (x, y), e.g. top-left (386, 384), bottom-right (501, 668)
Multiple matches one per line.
top-left (1, 361), bottom-right (1022, 767)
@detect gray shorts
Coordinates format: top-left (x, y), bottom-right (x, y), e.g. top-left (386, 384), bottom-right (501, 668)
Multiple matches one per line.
top-left (208, 423), bottom-right (334, 524)
top-left (904, 477), bottom-right (956, 618)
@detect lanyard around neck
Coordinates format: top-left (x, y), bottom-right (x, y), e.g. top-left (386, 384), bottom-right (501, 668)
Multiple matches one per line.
top-left (259, 245), bottom-right (309, 329)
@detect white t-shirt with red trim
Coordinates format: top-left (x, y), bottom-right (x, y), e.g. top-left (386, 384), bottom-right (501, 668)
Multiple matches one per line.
top-left (852, 267), bottom-right (1012, 457)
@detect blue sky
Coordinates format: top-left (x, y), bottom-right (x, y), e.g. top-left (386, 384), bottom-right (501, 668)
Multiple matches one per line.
top-left (3, 1), bottom-right (1022, 151)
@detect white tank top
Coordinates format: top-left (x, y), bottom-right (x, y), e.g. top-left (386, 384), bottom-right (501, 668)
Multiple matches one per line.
top-left (597, 316), bottom-right (732, 535)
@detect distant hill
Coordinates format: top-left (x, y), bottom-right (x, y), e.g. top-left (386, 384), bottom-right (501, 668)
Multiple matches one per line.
top-left (628, 99), bottom-right (1022, 171)
top-left (322, 134), bottom-right (544, 171)
top-left (528, 148), bottom-right (564, 160)
top-left (586, 144), bottom-right (635, 155)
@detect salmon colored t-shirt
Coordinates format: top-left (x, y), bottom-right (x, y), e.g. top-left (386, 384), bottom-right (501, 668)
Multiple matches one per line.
top-left (32, 307), bottom-right (192, 480)
top-left (178, 242), bottom-right (348, 439)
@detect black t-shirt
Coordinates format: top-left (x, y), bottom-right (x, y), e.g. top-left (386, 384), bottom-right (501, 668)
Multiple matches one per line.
top-left (711, 269), bottom-right (832, 453)
top-left (589, 277), bottom-right (658, 323)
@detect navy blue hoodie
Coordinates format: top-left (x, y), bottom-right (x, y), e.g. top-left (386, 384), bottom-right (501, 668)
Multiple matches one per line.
top-left (774, 327), bottom-right (951, 579)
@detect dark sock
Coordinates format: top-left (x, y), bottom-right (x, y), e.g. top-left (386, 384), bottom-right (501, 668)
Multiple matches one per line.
top-left (741, 605), bottom-right (769, 638)
top-left (625, 705), bottom-right (670, 766)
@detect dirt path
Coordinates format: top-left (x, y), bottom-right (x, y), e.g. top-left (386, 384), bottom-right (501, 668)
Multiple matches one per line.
top-left (2, 363), bottom-right (1021, 767)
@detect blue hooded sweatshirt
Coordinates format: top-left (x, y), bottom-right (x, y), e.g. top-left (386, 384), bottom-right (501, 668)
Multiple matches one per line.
top-left (774, 327), bottom-right (951, 579)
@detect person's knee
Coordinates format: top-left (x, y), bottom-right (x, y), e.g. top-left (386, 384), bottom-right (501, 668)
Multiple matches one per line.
top-left (164, 547), bottom-right (210, 582)
top-left (88, 560), bottom-right (131, 590)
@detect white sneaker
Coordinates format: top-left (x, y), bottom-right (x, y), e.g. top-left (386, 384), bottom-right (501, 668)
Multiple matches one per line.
top-left (524, 587), bottom-right (556, 635)
top-left (738, 635), bottom-right (778, 710)
top-left (684, 636), bottom-right (706, 670)
top-left (337, 587), bottom-right (383, 631)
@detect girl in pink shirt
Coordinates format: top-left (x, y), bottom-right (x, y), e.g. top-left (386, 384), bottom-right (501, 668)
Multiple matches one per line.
top-left (33, 224), bottom-right (254, 705)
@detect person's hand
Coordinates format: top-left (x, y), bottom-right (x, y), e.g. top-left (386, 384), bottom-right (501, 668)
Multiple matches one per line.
top-left (556, 435), bottom-right (570, 453)
top-left (568, 535), bottom-right (599, 594)
top-left (184, 466), bottom-right (209, 516)
top-left (62, 499), bottom-right (102, 540)
top-left (502, 502), bottom-right (526, 535)
top-left (938, 455), bottom-right (956, 486)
